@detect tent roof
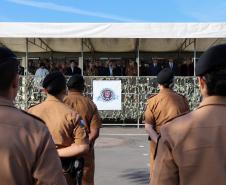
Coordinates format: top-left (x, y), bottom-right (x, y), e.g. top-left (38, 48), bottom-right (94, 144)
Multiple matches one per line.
top-left (1, 23), bottom-right (226, 38)
top-left (0, 23), bottom-right (226, 53)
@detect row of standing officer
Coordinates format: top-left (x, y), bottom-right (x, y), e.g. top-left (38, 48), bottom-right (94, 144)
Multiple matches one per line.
top-left (2, 43), bottom-right (226, 185)
top-left (28, 72), bottom-right (102, 185)
top-left (0, 46), bottom-right (101, 185)
top-left (144, 44), bottom-right (226, 185)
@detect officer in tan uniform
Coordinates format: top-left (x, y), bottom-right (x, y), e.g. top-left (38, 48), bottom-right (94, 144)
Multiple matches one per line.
top-left (64, 75), bottom-right (102, 185)
top-left (151, 44), bottom-right (226, 185)
top-left (0, 47), bottom-right (67, 185)
top-left (144, 68), bottom-right (189, 177)
top-left (28, 72), bottom-right (89, 185)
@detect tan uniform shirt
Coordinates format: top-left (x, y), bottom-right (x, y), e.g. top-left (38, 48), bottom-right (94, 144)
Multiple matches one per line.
top-left (28, 94), bottom-right (88, 148)
top-left (0, 97), bottom-right (67, 185)
top-left (64, 91), bottom-right (102, 133)
top-left (144, 88), bottom-right (189, 133)
top-left (152, 96), bottom-right (226, 185)
top-left (64, 91), bottom-right (102, 185)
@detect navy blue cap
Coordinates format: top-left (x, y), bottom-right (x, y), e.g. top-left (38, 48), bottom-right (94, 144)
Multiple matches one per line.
top-left (157, 68), bottom-right (174, 85)
top-left (196, 44), bottom-right (226, 76)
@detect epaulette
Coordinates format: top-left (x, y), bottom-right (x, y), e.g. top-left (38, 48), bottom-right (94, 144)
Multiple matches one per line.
top-left (27, 102), bottom-right (41, 110)
top-left (175, 92), bottom-right (187, 99)
top-left (0, 104), bottom-right (45, 124)
top-left (165, 111), bottom-right (190, 124)
top-left (20, 109), bottom-right (46, 125)
top-left (148, 94), bottom-right (157, 99)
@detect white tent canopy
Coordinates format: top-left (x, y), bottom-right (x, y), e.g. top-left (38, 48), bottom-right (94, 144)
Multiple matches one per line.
top-left (0, 23), bottom-right (226, 53)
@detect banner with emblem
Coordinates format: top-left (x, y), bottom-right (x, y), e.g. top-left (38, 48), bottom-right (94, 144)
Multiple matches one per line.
top-left (93, 80), bottom-right (122, 110)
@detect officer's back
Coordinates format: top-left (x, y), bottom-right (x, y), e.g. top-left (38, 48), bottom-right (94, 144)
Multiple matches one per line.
top-left (146, 87), bottom-right (189, 132)
top-left (28, 72), bottom-right (89, 147)
top-left (64, 75), bottom-right (101, 132)
top-left (0, 47), bottom-right (67, 185)
top-left (64, 75), bottom-right (102, 185)
top-left (29, 94), bottom-right (82, 146)
top-left (28, 72), bottom-right (89, 185)
top-left (144, 68), bottom-right (189, 178)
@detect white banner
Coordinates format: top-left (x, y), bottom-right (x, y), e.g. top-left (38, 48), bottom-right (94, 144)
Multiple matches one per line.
top-left (93, 80), bottom-right (122, 110)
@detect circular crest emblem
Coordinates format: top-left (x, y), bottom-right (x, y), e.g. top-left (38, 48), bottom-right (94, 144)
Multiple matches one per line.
top-left (98, 88), bottom-right (116, 102)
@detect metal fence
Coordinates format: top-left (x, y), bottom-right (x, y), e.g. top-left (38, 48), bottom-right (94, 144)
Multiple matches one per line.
top-left (15, 76), bottom-right (201, 127)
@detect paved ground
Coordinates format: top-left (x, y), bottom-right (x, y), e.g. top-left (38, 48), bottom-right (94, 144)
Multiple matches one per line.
top-left (94, 127), bottom-right (150, 185)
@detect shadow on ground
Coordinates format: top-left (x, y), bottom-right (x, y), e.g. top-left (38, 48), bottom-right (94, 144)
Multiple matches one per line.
top-left (120, 169), bottom-right (149, 185)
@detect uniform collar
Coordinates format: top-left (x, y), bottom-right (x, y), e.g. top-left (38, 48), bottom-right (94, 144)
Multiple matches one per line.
top-left (46, 94), bottom-right (62, 103)
top-left (159, 88), bottom-right (173, 94)
top-left (198, 96), bottom-right (226, 109)
top-left (0, 96), bottom-right (14, 107)
top-left (68, 91), bottom-right (83, 96)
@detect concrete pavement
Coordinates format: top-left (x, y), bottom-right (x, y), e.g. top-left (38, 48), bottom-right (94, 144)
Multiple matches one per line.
top-left (94, 127), bottom-right (150, 185)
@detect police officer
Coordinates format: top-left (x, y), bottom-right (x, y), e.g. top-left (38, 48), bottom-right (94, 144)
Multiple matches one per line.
top-left (143, 68), bottom-right (189, 177)
top-left (28, 72), bottom-right (89, 185)
top-left (0, 47), bottom-right (67, 185)
top-left (64, 75), bottom-right (102, 185)
top-left (151, 44), bottom-right (226, 185)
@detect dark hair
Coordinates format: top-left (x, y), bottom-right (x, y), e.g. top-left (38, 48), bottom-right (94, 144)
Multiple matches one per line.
top-left (0, 60), bottom-right (19, 92)
top-left (67, 74), bottom-right (84, 91)
top-left (42, 72), bottom-right (66, 96)
top-left (0, 47), bottom-right (19, 93)
top-left (70, 60), bottom-right (78, 66)
top-left (204, 68), bottom-right (226, 96)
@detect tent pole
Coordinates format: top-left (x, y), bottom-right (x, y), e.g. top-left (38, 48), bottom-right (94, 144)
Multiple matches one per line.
top-left (81, 38), bottom-right (84, 76)
top-left (136, 38), bottom-right (140, 77)
top-left (194, 39), bottom-right (197, 76)
top-left (25, 38), bottom-right (28, 76)
top-left (137, 38), bottom-right (140, 128)
top-left (193, 39), bottom-right (197, 110)
top-left (25, 38), bottom-right (29, 109)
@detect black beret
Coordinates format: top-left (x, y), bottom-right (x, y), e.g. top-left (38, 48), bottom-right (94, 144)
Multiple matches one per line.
top-left (157, 68), bottom-right (174, 84)
top-left (196, 44), bottom-right (226, 76)
top-left (43, 72), bottom-right (65, 89)
top-left (67, 74), bottom-right (84, 90)
top-left (0, 47), bottom-right (18, 65)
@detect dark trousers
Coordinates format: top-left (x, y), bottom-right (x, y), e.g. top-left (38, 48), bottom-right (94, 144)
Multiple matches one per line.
top-left (61, 157), bottom-right (84, 185)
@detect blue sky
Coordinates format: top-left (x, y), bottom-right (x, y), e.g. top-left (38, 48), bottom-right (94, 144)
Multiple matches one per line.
top-left (0, 0), bottom-right (226, 22)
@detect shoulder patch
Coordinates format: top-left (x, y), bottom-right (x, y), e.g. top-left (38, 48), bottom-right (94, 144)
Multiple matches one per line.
top-left (79, 119), bottom-right (86, 128)
top-left (20, 110), bottom-right (46, 125)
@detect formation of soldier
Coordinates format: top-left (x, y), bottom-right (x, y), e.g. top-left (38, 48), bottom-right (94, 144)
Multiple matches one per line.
top-left (145, 44), bottom-right (226, 185)
top-left (0, 44), bottom-right (226, 185)
top-left (0, 47), bottom-right (101, 185)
